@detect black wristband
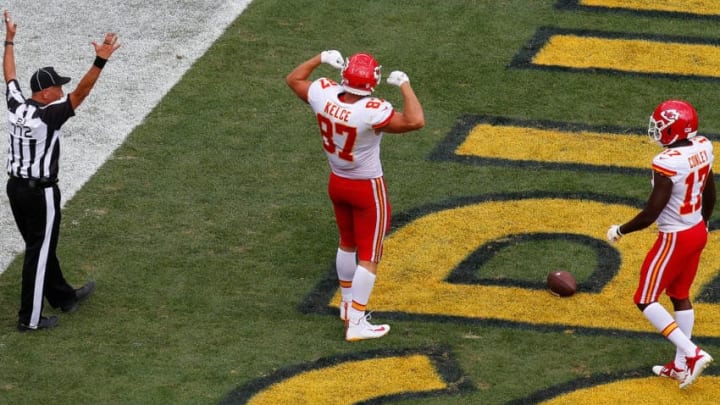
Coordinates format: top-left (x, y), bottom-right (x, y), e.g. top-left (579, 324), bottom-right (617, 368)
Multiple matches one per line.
top-left (93, 56), bottom-right (107, 69)
top-left (4, 41), bottom-right (13, 46)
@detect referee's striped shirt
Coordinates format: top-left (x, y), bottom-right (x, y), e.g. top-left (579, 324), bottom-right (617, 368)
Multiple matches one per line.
top-left (6, 79), bottom-right (75, 180)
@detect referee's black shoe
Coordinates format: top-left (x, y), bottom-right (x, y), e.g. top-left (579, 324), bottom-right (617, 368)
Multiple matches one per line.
top-left (17, 316), bottom-right (59, 332)
top-left (61, 281), bottom-right (96, 313)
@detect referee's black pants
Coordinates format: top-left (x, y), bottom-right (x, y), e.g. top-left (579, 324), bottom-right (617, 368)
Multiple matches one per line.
top-left (7, 178), bottom-right (75, 327)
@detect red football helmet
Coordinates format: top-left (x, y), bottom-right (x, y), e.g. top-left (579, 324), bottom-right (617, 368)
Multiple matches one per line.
top-left (341, 53), bottom-right (381, 96)
top-left (648, 99), bottom-right (698, 146)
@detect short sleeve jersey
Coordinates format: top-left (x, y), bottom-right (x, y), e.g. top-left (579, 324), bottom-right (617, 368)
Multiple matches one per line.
top-left (307, 77), bottom-right (394, 179)
top-left (651, 136), bottom-right (714, 232)
top-left (5, 79), bottom-right (75, 179)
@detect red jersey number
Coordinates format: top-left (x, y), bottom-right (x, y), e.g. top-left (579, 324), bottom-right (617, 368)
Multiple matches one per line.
top-left (317, 114), bottom-right (358, 162)
top-left (319, 78), bottom-right (337, 89)
top-left (680, 165), bottom-right (711, 215)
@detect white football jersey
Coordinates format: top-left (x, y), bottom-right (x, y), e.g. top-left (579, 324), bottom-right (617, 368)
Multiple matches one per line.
top-left (307, 77), bottom-right (394, 179)
top-left (652, 136), bottom-right (714, 232)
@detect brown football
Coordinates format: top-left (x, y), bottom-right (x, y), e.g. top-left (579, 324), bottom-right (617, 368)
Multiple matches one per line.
top-left (546, 270), bottom-right (577, 297)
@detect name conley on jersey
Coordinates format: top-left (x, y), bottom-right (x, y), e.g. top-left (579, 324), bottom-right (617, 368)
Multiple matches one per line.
top-left (688, 150), bottom-right (709, 169)
top-left (324, 101), bottom-right (352, 122)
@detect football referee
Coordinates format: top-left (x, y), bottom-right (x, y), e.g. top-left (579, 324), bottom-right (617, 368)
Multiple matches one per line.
top-left (3, 10), bottom-right (121, 332)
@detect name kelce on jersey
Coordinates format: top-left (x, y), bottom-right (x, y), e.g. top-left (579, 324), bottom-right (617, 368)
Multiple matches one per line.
top-left (324, 101), bottom-right (352, 122)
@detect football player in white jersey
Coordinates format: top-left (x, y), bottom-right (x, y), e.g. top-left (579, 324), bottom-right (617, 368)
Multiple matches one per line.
top-left (607, 100), bottom-right (715, 388)
top-left (287, 50), bottom-right (424, 341)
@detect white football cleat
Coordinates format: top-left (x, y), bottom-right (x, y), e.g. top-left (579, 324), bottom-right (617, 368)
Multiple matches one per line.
top-left (652, 361), bottom-right (686, 382)
top-left (345, 313), bottom-right (390, 342)
top-left (680, 348), bottom-right (713, 389)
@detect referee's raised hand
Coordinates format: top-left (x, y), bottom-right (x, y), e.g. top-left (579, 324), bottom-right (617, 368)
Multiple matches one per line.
top-left (3, 10), bottom-right (17, 83)
top-left (93, 32), bottom-right (120, 60)
top-left (69, 31), bottom-right (122, 109)
top-left (4, 10), bottom-right (16, 39)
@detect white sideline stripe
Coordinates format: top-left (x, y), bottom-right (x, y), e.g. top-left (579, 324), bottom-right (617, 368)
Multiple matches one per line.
top-left (0, 0), bottom-right (254, 274)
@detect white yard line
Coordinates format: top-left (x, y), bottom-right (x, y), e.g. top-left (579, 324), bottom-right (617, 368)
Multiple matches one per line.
top-left (0, 0), bottom-right (254, 273)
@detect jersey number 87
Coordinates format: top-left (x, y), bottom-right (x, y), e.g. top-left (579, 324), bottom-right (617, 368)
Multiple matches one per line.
top-left (317, 114), bottom-right (358, 163)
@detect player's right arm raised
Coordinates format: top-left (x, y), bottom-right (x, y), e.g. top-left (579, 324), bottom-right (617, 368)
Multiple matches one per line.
top-left (286, 50), bottom-right (344, 103)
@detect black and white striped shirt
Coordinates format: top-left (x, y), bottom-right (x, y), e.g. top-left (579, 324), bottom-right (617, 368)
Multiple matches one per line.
top-left (6, 79), bottom-right (75, 180)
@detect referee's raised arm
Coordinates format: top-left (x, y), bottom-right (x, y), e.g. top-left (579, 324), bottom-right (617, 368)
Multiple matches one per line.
top-left (3, 10), bottom-right (17, 83)
top-left (68, 32), bottom-right (120, 110)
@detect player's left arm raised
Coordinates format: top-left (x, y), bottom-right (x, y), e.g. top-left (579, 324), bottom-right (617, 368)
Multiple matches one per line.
top-left (381, 71), bottom-right (424, 133)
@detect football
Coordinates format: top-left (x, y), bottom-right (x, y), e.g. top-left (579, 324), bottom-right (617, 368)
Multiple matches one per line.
top-left (546, 270), bottom-right (577, 297)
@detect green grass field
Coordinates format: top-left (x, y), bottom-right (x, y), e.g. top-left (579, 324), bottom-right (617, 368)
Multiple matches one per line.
top-left (2, 1), bottom-right (720, 403)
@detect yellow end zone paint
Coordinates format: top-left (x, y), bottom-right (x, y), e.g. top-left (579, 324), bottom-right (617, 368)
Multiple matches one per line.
top-left (533, 34), bottom-right (720, 78)
top-left (247, 354), bottom-right (446, 405)
top-left (331, 198), bottom-right (720, 337)
top-left (580, 0), bottom-right (720, 16)
top-left (456, 124), bottom-right (654, 169)
top-left (542, 376), bottom-right (720, 404)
